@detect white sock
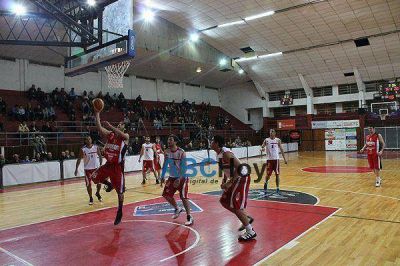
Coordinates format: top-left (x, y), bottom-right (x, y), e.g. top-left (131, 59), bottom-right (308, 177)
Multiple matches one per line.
top-left (245, 224), bottom-right (253, 232)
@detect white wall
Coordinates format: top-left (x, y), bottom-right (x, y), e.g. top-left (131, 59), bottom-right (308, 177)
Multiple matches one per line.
top-left (0, 59), bottom-right (221, 107)
top-left (220, 82), bottom-right (265, 124)
top-left (248, 108), bottom-right (263, 130)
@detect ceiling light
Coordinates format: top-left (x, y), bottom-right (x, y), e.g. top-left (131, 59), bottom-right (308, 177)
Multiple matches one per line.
top-left (218, 20), bottom-right (245, 28)
top-left (142, 9), bottom-right (155, 21)
top-left (258, 52), bottom-right (283, 58)
top-left (87, 0), bottom-right (96, 6)
top-left (11, 3), bottom-right (26, 16)
top-left (196, 67), bottom-right (202, 73)
top-left (219, 58), bottom-right (227, 66)
top-left (238, 69), bottom-right (244, 74)
top-left (244, 11), bottom-right (275, 21)
top-left (235, 56), bottom-right (257, 62)
top-left (189, 33), bottom-right (199, 42)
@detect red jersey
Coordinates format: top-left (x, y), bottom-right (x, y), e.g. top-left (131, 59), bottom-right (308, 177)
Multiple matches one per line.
top-left (366, 134), bottom-right (379, 155)
top-left (155, 143), bottom-right (162, 154)
top-left (104, 132), bottom-right (126, 164)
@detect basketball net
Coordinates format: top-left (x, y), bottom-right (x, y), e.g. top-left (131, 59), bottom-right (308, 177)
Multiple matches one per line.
top-left (379, 114), bottom-right (387, 120)
top-left (105, 60), bottom-right (131, 88)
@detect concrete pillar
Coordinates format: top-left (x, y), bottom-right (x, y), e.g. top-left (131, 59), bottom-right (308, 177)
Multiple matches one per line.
top-left (336, 103), bottom-right (343, 113)
top-left (290, 107), bottom-right (296, 116)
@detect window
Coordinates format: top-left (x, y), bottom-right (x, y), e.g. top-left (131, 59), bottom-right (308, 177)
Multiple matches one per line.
top-left (291, 89), bottom-right (307, 99)
top-left (342, 101), bottom-right (359, 113)
top-left (273, 107), bottom-right (290, 117)
top-left (315, 103), bottom-right (335, 115)
top-left (312, 86), bottom-right (332, 97)
top-left (295, 106), bottom-right (307, 115)
top-left (338, 83), bottom-right (358, 95)
top-left (269, 91), bottom-right (285, 101)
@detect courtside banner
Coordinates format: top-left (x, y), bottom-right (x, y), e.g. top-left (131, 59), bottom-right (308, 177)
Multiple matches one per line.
top-left (312, 119), bottom-right (359, 129)
top-left (277, 119), bottom-right (296, 130)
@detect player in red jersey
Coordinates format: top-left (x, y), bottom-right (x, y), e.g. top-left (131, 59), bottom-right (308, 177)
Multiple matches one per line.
top-left (161, 135), bottom-right (193, 226)
top-left (138, 136), bottom-right (159, 184)
top-left (90, 110), bottom-right (129, 225)
top-left (360, 126), bottom-right (385, 187)
top-left (75, 136), bottom-right (103, 205)
top-left (154, 136), bottom-right (164, 187)
top-left (211, 135), bottom-right (256, 241)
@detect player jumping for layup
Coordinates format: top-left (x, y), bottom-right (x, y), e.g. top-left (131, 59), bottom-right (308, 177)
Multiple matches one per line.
top-left (75, 136), bottom-right (103, 205)
top-left (211, 135), bottom-right (256, 241)
top-left (360, 126), bottom-right (385, 187)
top-left (91, 111), bottom-right (129, 225)
top-left (261, 129), bottom-right (287, 194)
top-left (161, 135), bottom-right (194, 226)
top-left (154, 136), bottom-right (164, 187)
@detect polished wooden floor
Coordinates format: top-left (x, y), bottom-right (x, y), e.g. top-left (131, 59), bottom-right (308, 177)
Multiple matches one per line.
top-left (1, 151), bottom-right (400, 265)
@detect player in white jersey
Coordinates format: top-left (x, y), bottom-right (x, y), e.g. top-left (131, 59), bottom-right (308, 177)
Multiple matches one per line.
top-left (75, 136), bottom-right (103, 205)
top-left (138, 136), bottom-right (159, 185)
top-left (161, 135), bottom-right (193, 226)
top-left (261, 129), bottom-right (287, 194)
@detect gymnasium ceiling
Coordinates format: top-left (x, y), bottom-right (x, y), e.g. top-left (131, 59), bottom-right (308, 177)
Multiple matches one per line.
top-left (153, 0), bottom-right (400, 91)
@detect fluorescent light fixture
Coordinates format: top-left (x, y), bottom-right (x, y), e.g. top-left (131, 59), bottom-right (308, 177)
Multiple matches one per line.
top-left (244, 11), bottom-right (275, 21)
top-left (11, 3), bottom-right (26, 16)
top-left (238, 69), bottom-right (244, 74)
top-left (142, 9), bottom-right (155, 21)
top-left (87, 0), bottom-right (96, 6)
top-left (196, 67), bottom-right (202, 73)
top-left (189, 33), bottom-right (199, 42)
top-left (235, 56), bottom-right (258, 62)
top-left (219, 58), bottom-right (227, 66)
top-left (258, 52), bottom-right (283, 58)
top-left (218, 20), bottom-right (245, 28)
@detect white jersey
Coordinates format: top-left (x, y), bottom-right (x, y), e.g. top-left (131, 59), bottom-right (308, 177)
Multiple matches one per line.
top-left (164, 147), bottom-right (186, 178)
top-left (82, 145), bottom-right (100, 170)
top-left (143, 143), bottom-right (155, 161)
top-left (264, 137), bottom-right (281, 160)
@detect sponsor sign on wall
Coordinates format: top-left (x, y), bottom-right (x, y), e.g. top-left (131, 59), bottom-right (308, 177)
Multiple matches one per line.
top-left (325, 128), bottom-right (357, 151)
top-left (312, 119), bottom-right (360, 129)
top-left (277, 119), bottom-right (296, 130)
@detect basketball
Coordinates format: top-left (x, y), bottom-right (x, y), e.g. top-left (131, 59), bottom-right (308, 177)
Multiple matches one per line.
top-left (92, 98), bottom-right (104, 112)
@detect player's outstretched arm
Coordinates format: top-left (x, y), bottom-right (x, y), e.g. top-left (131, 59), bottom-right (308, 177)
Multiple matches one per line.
top-left (360, 143), bottom-right (367, 153)
top-left (97, 146), bottom-right (103, 166)
top-left (103, 121), bottom-right (129, 142)
top-left (74, 149), bottom-right (84, 176)
top-left (278, 139), bottom-right (287, 164)
top-left (378, 134), bottom-right (385, 156)
top-left (95, 111), bottom-right (111, 137)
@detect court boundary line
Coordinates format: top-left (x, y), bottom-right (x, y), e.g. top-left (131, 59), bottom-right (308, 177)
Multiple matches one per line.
top-left (133, 199), bottom-right (204, 217)
top-left (0, 196), bottom-right (162, 232)
top-left (253, 207), bottom-right (342, 265)
top-left (0, 246), bottom-right (33, 266)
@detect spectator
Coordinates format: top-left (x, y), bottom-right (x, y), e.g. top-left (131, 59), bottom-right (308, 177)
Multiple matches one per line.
top-left (97, 91), bottom-right (103, 99)
top-left (0, 97), bottom-right (6, 114)
top-left (235, 136), bottom-right (242, 147)
top-left (82, 100), bottom-right (90, 115)
top-left (131, 137), bottom-right (141, 155)
top-left (0, 154), bottom-right (6, 168)
top-left (27, 84), bottom-right (36, 100)
top-left (60, 151), bottom-right (67, 161)
top-left (65, 150), bottom-right (71, 159)
top-left (18, 121), bottom-right (30, 133)
top-left (30, 121), bottom-right (39, 132)
top-left (46, 152), bottom-right (54, 161)
top-left (82, 90), bottom-right (88, 100)
top-left (26, 102), bottom-right (34, 121)
top-left (59, 88), bottom-right (67, 105)
top-left (88, 91), bottom-right (95, 100)
top-left (16, 105), bottom-right (26, 121)
top-left (48, 106), bottom-right (56, 121)
top-left (21, 155), bottom-right (31, 163)
top-left (51, 87), bottom-right (59, 105)
top-left (42, 122), bottom-right (53, 132)
top-left (68, 88), bottom-right (77, 102)
top-left (34, 104), bottom-right (44, 120)
top-left (70, 151), bottom-right (76, 158)
top-left (33, 134), bottom-right (47, 154)
top-left (32, 153), bottom-right (42, 162)
top-left (12, 154), bottom-right (20, 164)
top-left (36, 87), bottom-right (45, 100)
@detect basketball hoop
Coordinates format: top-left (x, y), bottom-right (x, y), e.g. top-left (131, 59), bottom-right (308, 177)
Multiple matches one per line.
top-left (105, 60), bottom-right (131, 88)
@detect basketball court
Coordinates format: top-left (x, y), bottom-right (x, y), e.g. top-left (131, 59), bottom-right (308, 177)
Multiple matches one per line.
top-left (1, 0), bottom-right (400, 265)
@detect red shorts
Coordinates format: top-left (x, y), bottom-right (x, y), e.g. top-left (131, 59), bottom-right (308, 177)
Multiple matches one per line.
top-left (91, 162), bottom-right (125, 194)
top-left (162, 178), bottom-right (189, 199)
top-left (267, 160), bottom-right (280, 176)
top-left (220, 175), bottom-right (250, 210)
top-left (84, 169), bottom-right (96, 187)
top-left (154, 158), bottom-right (161, 171)
top-left (367, 154), bottom-right (382, 170)
top-left (143, 160), bottom-right (154, 172)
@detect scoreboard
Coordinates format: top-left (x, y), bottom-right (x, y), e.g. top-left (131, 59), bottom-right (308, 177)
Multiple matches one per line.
top-left (379, 81), bottom-right (400, 101)
top-left (280, 94), bottom-right (293, 105)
